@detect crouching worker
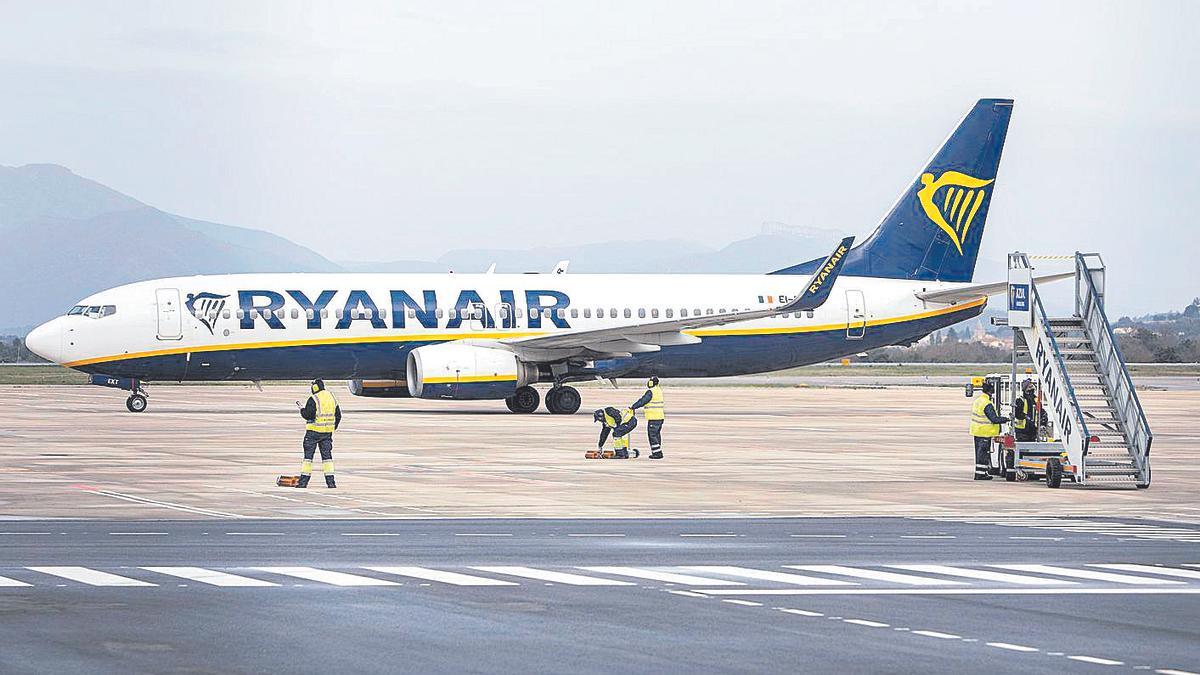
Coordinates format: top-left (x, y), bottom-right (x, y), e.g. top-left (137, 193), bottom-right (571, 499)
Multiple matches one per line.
top-left (594, 407), bottom-right (638, 458)
top-left (298, 379), bottom-right (341, 488)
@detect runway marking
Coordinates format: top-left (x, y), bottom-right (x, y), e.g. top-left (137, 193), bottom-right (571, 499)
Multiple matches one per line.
top-left (992, 564), bottom-right (1184, 585)
top-left (775, 608), bottom-right (823, 617)
top-left (567, 534), bottom-right (626, 537)
top-left (79, 487), bottom-right (243, 519)
top-left (578, 567), bottom-right (744, 586)
top-left (912, 630), bottom-right (960, 640)
top-left (1090, 564), bottom-right (1200, 580)
top-left (472, 567), bottom-right (634, 586)
top-left (667, 590), bottom-right (710, 598)
top-left (340, 533), bottom-right (400, 537)
top-left (455, 533), bottom-right (512, 537)
top-left (722, 599), bottom-right (762, 607)
top-left (888, 564), bottom-right (1076, 585)
top-left (900, 535), bottom-right (955, 539)
top-left (1007, 536), bottom-right (1063, 541)
top-left (140, 567), bottom-right (278, 587)
top-left (679, 534), bottom-right (739, 538)
top-left (986, 642), bottom-right (1038, 652)
top-left (365, 566), bottom-right (517, 586)
top-left (27, 566), bottom-right (156, 587)
top-left (252, 567), bottom-right (398, 586)
top-left (785, 565), bottom-right (962, 586)
top-left (685, 566), bottom-right (856, 586)
top-left (109, 532), bottom-right (168, 536)
top-left (0, 575), bottom-right (32, 587)
top-left (1068, 655), bottom-right (1124, 666)
top-left (844, 619), bottom-right (889, 627)
top-left (226, 532), bottom-right (285, 536)
top-left (0, 532), bottom-right (52, 535)
top-left (789, 534), bottom-right (846, 538)
top-left (692, 588), bottom-right (1200, 597)
top-left (1157, 669), bottom-right (1200, 675)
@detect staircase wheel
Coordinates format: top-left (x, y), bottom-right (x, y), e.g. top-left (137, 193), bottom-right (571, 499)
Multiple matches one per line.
top-left (1045, 458), bottom-right (1063, 489)
top-left (1136, 463), bottom-right (1151, 490)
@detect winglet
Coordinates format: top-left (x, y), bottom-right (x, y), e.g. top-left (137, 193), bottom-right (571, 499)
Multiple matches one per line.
top-left (784, 236), bottom-right (855, 312)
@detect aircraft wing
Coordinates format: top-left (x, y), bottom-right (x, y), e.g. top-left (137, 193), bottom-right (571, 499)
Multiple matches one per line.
top-left (915, 272), bottom-right (1074, 304)
top-left (499, 237), bottom-right (854, 356)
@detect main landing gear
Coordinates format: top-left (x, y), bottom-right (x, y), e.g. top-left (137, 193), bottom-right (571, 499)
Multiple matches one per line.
top-left (503, 385), bottom-right (582, 414)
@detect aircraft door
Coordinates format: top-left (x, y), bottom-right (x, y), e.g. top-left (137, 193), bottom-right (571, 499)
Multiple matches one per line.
top-left (845, 290), bottom-right (866, 340)
top-left (494, 302), bottom-right (513, 330)
top-left (156, 288), bottom-right (183, 340)
top-left (467, 302), bottom-right (488, 332)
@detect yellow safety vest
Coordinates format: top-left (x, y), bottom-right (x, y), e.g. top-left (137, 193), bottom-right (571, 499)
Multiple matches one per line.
top-left (306, 389), bottom-right (338, 433)
top-left (1013, 398), bottom-right (1028, 430)
top-left (970, 393), bottom-right (1001, 437)
top-left (644, 385), bottom-right (665, 420)
top-left (603, 408), bottom-right (634, 427)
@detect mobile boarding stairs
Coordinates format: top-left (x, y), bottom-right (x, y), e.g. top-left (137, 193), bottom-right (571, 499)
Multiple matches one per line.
top-left (995, 252), bottom-right (1152, 488)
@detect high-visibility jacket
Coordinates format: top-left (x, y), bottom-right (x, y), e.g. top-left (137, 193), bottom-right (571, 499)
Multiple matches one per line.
top-left (307, 389), bottom-right (339, 433)
top-left (644, 385), bottom-right (665, 420)
top-left (1013, 397), bottom-right (1029, 430)
top-left (603, 407), bottom-right (635, 428)
top-left (970, 393), bottom-right (1001, 437)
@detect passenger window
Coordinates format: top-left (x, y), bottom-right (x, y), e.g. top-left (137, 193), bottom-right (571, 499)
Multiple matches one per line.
top-left (291, 308), bottom-right (299, 320)
top-left (806, 310), bottom-right (814, 318)
top-left (651, 308), bottom-right (659, 318)
top-left (694, 308), bottom-right (701, 315)
top-left (236, 309), bottom-right (245, 319)
top-left (623, 308), bottom-right (631, 319)
top-left (516, 307), bottom-right (524, 318)
top-left (719, 308), bottom-right (727, 314)
top-left (556, 308), bottom-right (565, 319)
top-left (570, 308), bottom-right (578, 319)
top-left (275, 308), bottom-right (285, 320)
top-left (306, 309), bottom-right (315, 320)
top-left (407, 309), bottom-right (416, 319)
top-left (436, 308), bottom-right (444, 319)
top-left (378, 309), bottom-right (386, 320)
top-left (609, 308), bottom-right (617, 318)
top-left (583, 308), bottom-right (592, 319)
top-left (320, 309), bottom-right (328, 319)
top-left (706, 309), bottom-right (714, 315)
top-left (638, 308), bottom-right (646, 319)
top-left (336, 309), bottom-right (344, 319)
top-left (666, 309), bottom-right (674, 318)
top-left (222, 309), bottom-right (231, 319)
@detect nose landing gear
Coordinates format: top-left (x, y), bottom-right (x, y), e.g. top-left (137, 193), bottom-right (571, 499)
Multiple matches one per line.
top-left (89, 374), bottom-right (150, 413)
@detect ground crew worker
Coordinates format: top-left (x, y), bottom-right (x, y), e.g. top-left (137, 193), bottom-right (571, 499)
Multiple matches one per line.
top-left (970, 380), bottom-right (1008, 480)
top-left (297, 379), bottom-right (341, 488)
top-left (593, 406), bottom-right (637, 458)
top-left (629, 375), bottom-right (665, 459)
top-left (1013, 379), bottom-right (1039, 442)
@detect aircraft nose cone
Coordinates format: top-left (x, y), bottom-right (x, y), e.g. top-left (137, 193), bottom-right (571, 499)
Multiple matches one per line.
top-left (24, 319), bottom-right (62, 363)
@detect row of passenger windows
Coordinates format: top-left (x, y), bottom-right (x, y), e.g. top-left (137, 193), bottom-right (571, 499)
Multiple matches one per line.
top-left (225, 306), bottom-right (818, 321)
top-left (66, 305), bottom-right (117, 318)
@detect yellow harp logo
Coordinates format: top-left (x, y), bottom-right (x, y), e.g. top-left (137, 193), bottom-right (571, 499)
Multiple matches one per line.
top-left (916, 171), bottom-right (993, 255)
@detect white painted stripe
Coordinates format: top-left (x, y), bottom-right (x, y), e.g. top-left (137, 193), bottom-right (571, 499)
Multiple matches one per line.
top-left (1068, 655), bottom-right (1123, 665)
top-left (454, 533), bottom-right (512, 537)
top-left (679, 534), bottom-right (738, 538)
top-left (844, 619), bottom-right (889, 627)
top-left (252, 567), bottom-right (397, 586)
top-left (900, 535), bottom-right (955, 539)
top-left (140, 567), bottom-right (277, 587)
top-left (667, 590), bottom-right (709, 598)
top-left (340, 533), bottom-right (400, 537)
top-left (88, 489), bottom-right (243, 518)
top-left (890, 564), bottom-right (1076, 585)
top-left (0, 575), bottom-right (31, 587)
top-left (28, 566), bottom-right (156, 587)
top-left (1157, 669), bottom-right (1200, 675)
top-left (786, 565), bottom-right (962, 586)
top-left (1090, 564), bottom-right (1200, 580)
top-left (912, 630), bottom-right (960, 639)
top-left (472, 566), bottom-right (634, 586)
top-left (365, 566), bottom-right (517, 586)
top-left (692, 587), bottom-right (1200, 596)
top-left (686, 566), bottom-right (856, 586)
top-left (789, 534), bottom-right (846, 538)
top-left (987, 642), bottom-right (1039, 652)
top-left (722, 599), bottom-right (761, 606)
top-left (993, 564), bottom-right (1184, 585)
top-left (226, 532), bottom-right (285, 536)
top-left (578, 567), bottom-right (744, 586)
top-left (775, 608), bottom-right (823, 617)
top-left (109, 532), bottom-right (168, 536)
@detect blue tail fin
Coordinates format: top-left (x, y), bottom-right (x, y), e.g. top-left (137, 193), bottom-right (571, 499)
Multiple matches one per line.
top-left (773, 98), bottom-right (1013, 283)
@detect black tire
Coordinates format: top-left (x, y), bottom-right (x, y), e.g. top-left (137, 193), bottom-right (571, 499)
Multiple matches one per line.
top-left (546, 386), bottom-right (581, 415)
top-left (1045, 458), bottom-right (1063, 489)
top-left (1136, 463), bottom-right (1151, 489)
top-left (126, 394), bottom-right (148, 413)
top-left (509, 386), bottom-right (540, 414)
top-left (504, 396), bottom-right (519, 413)
top-left (1003, 450), bottom-right (1016, 482)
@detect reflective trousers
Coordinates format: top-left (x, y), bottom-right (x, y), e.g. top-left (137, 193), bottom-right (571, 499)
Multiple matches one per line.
top-left (302, 430), bottom-right (334, 476)
top-left (973, 436), bottom-right (992, 477)
top-left (647, 419), bottom-right (663, 452)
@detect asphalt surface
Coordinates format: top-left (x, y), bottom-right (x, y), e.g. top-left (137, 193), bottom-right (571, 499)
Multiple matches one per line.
top-left (1, 517), bottom-right (1198, 674)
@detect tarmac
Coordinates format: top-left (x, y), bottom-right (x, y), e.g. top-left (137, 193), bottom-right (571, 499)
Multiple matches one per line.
top-left (1, 383), bottom-right (1198, 673)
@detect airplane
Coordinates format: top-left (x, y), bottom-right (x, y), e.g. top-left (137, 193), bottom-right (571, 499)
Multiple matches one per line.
top-left (25, 98), bottom-right (1058, 414)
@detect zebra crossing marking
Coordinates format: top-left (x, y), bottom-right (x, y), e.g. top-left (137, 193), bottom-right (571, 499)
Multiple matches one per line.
top-left (785, 565), bottom-right (962, 586)
top-left (684, 566), bottom-right (856, 586)
top-left (27, 566), bottom-right (156, 587)
top-left (365, 566), bottom-right (517, 586)
top-left (578, 567), bottom-right (744, 586)
top-left (472, 566), bottom-right (634, 586)
top-left (252, 567), bottom-right (398, 586)
top-left (888, 564), bottom-right (1076, 586)
top-left (992, 564), bottom-right (1185, 585)
top-left (140, 567), bottom-right (278, 587)
top-left (1089, 564), bottom-right (1200, 581)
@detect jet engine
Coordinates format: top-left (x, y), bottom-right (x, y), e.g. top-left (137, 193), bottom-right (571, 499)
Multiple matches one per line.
top-left (347, 379), bottom-right (412, 398)
top-left (406, 343), bottom-right (536, 400)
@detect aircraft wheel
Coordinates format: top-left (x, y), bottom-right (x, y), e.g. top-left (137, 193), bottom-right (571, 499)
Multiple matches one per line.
top-left (546, 386), bottom-right (581, 415)
top-left (508, 386), bottom-right (540, 414)
top-left (126, 394), bottom-right (148, 413)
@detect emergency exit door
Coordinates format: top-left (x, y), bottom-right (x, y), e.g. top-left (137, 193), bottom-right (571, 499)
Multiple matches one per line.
top-left (845, 290), bottom-right (866, 340)
top-left (156, 288), bottom-right (183, 340)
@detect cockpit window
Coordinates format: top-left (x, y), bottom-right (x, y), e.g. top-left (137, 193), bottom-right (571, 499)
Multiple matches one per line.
top-left (67, 305), bottom-right (85, 315)
top-left (74, 305), bottom-right (117, 318)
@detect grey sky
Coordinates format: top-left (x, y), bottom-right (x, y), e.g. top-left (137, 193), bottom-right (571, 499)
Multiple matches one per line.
top-left (1, 0), bottom-right (1196, 314)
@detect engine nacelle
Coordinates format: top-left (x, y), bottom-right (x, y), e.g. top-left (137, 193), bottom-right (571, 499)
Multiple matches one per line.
top-left (348, 379), bottom-right (412, 398)
top-left (406, 343), bottom-right (535, 400)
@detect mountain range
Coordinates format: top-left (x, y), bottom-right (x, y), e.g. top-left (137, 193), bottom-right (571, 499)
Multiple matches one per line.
top-left (0, 165), bottom-right (837, 334)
